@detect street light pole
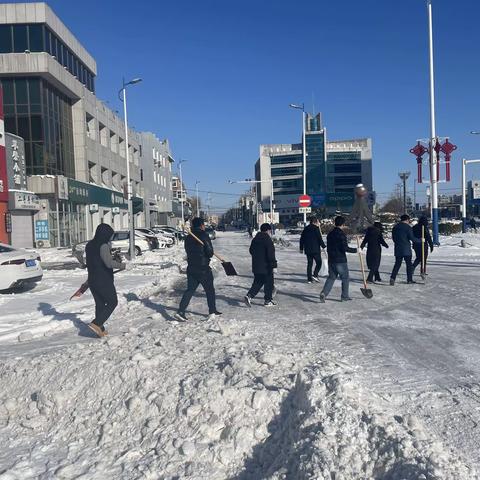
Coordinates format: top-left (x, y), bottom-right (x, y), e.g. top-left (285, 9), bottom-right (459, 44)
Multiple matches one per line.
top-left (178, 160), bottom-right (186, 228)
top-left (427, 0), bottom-right (439, 244)
top-left (195, 180), bottom-right (200, 217)
top-left (290, 103), bottom-right (307, 225)
top-left (119, 77), bottom-right (142, 260)
top-left (398, 171), bottom-right (411, 214)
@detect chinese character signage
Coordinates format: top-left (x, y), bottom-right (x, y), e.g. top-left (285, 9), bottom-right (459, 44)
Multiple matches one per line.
top-left (0, 86), bottom-right (8, 203)
top-left (68, 179), bottom-right (128, 209)
top-left (35, 220), bottom-right (49, 241)
top-left (5, 132), bottom-right (27, 190)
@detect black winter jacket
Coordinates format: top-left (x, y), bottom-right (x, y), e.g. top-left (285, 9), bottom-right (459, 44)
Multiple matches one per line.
top-left (412, 223), bottom-right (433, 253)
top-left (300, 224), bottom-right (326, 255)
top-left (86, 224), bottom-right (115, 288)
top-left (185, 229), bottom-right (214, 272)
top-left (326, 227), bottom-right (357, 264)
top-left (249, 232), bottom-right (277, 274)
top-left (392, 222), bottom-right (421, 257)
top-left (361, 225), bottom-right (389, 271)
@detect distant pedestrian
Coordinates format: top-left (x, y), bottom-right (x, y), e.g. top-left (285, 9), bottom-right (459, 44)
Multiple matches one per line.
top-left (320, 216), bottom-right (357, 303)
top-left (412, 216), bottom-right (433, 275)
top-left (300, 216), bottom-right (326, 283)
top-left (85, 224), bottom-right (125, 337)
top-left (390, 214), bottom-right (422, 286)
top-left (175, 217), bottom-right (222, 322)
top-left (245, 223), bottom-right (278, 307)
top-left (360, 221), bottom-right (389, 283)
top-left (247, 225), bottom-right (253, 238)
top-left (470, 217), bottom-right (478, 233)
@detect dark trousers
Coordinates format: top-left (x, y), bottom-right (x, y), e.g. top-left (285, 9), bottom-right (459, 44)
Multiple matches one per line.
top-left (306, 253), bottom-right (322, 281)
top-left (91, 283), bottom-right (118, 328)
top-left (391, 255), bottom-right (413, 282)
top-left (247, 271), bottom-right (274, 302)
top-left (179, 268), bottom-right (216, 314)
top-left (412, 249), bottom-right (428, 273)
top-left (367, 270), bottom-right (382, 282)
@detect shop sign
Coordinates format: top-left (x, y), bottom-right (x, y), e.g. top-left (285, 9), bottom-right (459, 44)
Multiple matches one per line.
top-left (56, 175), bottom-right (69, 200)
top-left (9, 191), bottom-right (41, 211)
top-left (5, 212), bottom-right (12, 233)
top-left (35, 220), bottom-right (49, 241)
top-left (326, 192), bottom-right (354, 207)
top-left (9, 137), bottom-right (26, 189)
top-left (68, 179), bottom-right (128, 209)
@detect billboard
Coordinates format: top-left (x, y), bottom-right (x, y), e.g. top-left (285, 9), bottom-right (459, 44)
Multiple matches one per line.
top-left (0, 86), bottom-right (8, 203)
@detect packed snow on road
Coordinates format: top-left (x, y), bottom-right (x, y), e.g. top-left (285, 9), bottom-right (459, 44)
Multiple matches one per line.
top-left (0, 231), bottom-right (480, 479)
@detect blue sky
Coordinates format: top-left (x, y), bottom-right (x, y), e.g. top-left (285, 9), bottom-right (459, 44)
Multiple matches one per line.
top-left (18, 0), bottom-right (480, 211)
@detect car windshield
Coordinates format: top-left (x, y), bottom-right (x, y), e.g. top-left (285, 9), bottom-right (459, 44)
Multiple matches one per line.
top-left (0, 245), bottom-right (15, 253)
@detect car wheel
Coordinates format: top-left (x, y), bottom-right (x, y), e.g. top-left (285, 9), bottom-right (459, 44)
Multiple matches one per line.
top-left (135, 246), bottom-right (142, 256)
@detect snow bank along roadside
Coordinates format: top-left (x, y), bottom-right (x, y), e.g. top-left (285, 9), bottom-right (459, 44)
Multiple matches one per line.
top-left (0, 318), bottom-right (475, 479)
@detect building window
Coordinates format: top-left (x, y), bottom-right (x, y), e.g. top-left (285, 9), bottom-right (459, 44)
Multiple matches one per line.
top-left (99, 123), bottom-right (108, 147)
top-left (28, 24), bottom-right (44, 51)
top-left (0, 25), bottom-right (13, 53)
top-left (13, 25), bottom-right (28, 53)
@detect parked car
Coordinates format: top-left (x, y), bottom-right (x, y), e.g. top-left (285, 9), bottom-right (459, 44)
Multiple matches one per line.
top-left (134, 229), bottom-right (162, 249)
top-left (154, 225), bottom-right (187, 241)
top-left (0, 243), bottom-right (43, 291)
top-left (205, 226), bottom-right (216, 240)
top-left (72, 231), bottom-right (152, 264)
top-left (136, 228), bottom-right (173, 248)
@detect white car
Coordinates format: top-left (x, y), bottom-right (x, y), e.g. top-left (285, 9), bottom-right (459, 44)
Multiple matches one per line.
top-left (137, 228), bottom-right (173, 248)
top-left (111, 231), bottom-right (152, 256)
top-left (0, 243), bottom-right (43, 290)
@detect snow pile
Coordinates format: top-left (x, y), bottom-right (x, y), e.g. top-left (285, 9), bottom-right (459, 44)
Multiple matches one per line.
top-left (0, 329), bottom-right (474, 479)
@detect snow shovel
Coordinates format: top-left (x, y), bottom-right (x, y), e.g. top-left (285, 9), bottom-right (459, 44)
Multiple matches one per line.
top-left (70, 270), bottom-right (123, 300)
top-left (421, 226), bottom-right (426, 281)
top-left (356, 236), bottom-right (373, 299)
top-left (188, 230), bottom-right (237, 276)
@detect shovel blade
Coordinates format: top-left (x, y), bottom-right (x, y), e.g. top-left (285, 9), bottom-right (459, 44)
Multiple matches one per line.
top-left (361, 287), bottom-right (373, 299)
top-left (222, 261), bottom-right (237, 276)
top-left (70, 281), bottom-right (89, 300)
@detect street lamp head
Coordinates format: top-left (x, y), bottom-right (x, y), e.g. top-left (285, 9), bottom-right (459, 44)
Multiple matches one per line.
top-left (289, 103), bottom-right (304, 110)
top-left (128, 77), bottom-right (142, 85)
top-left (470, 131), bottom-right (480, 135)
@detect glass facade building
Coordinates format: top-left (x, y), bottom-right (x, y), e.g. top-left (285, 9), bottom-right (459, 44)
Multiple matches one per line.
top-left (0, 23), bottom-right (95, 92)
top-left (0, 77), bottom-right (75, 177)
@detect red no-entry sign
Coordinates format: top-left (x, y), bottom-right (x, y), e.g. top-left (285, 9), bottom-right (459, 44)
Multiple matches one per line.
top-left (299, 194), bottom-right (311, 207)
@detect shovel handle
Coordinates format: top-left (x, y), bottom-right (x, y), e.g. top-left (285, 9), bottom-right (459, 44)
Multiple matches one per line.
top-left (187, 230), bottom-right (226, 263)
top-left (356, 235), bottom-right (368, 288)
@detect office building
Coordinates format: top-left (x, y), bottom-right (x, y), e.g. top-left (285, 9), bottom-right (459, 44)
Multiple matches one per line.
top-left (0, 2), bottom-right (175, 247)
top-left (255, 113), bottom-right (373, 225)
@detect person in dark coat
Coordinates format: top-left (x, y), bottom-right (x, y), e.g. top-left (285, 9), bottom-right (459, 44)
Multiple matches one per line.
top-left (300, 216), bottom-right (326, 283)
top-left (85, 223), bottom-right (125, 337)
top-left (360, 221), bottom-right (389, 283)
top-left (470, 217), bottom-right (477, 233)
top-left (175, 217), bottom-right (221, 322)
top-left (412, 216), bottom-right (433, 275)
top-left (245, 223), bottom-right (278, 307)
top-left (320, 216), bottom-right (357, 302)
top-left (390, 214), bottom-right (422, 285)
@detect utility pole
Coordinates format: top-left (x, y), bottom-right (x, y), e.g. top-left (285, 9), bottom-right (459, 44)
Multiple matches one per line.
top-left (398, 171), bottom-right (411, 214)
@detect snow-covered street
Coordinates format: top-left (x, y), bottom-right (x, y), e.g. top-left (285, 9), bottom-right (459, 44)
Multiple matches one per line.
top-left (1, 232), bottom-right (480, 479)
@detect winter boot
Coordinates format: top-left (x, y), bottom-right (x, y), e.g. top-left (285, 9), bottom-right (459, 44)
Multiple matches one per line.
top-left (389, 278), bottom-right (395, 286)
top-left (88, 322), bottom-right (106, 338)
top-left (174, 312), bottom-right (188, 322)
top-left (244, 295), bottom-right (252, 307)
top-left (319, 292), bottom-right (326, 303)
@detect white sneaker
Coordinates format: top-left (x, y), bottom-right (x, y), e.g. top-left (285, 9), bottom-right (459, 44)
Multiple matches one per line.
top-left (264, 300), bottom-right (277, 307)
top-left (244, 295), bottom-right (252, 307)
top-left (312, 276), bottom-right (321, 283)
top-left (174, 312), bottom-right (188, 322)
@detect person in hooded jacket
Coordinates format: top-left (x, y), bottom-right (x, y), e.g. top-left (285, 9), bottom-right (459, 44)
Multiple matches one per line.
top-left (390, 214), bottom-right (422, 285)
top-left (360, 221), bottom-right (389, 283)
top-left (300, 216), bottom-right (326, 283)
top-left (175, 217), bottom-right (221, 322)
top-left (245, 223), bottom-right (278, 307)
top-left (412, 216), bottom-right (433, 275)
top-left (320, 216), bottom-right (357, 303)
top-left (85, 223), bottom-right (125, 337)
